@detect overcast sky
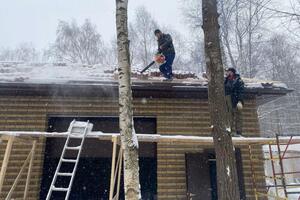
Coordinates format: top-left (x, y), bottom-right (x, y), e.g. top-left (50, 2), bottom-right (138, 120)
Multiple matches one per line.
top-left (0, 0), bottom-right (186, 49)
top-left (0, 0), bottom-right (293, 50)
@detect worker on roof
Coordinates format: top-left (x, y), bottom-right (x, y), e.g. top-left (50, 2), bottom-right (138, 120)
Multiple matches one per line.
top-left (224, 67), bottom-right (245, 137)
top-left (154, 29), bottom-right (175, 81)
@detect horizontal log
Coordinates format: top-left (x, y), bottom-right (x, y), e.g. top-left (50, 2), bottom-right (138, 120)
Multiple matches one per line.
top-left (0, 131), bottom-right (299, 145)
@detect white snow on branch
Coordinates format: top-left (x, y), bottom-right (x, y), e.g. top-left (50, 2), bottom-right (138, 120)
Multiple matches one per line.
top-left (226, 127), bottom-right (232, 133)
top-left (131, 126), bottom-right (139, 149)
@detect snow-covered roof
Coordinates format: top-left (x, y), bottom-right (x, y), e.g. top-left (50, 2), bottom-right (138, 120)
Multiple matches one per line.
top-left (0, 62), bottom-right (114, 84)
top-left (0, 62), bottom-right (289, 89)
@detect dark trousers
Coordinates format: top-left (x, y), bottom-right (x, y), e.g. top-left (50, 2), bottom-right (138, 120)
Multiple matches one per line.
top-left (159, 54), bottom-right (175, 79)
top-left (225, 95), bottom-right (243, 134)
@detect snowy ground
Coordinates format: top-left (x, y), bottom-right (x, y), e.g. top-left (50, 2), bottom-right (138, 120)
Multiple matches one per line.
top-left (264, 144), bottom-right (300, 200)
top-left (267, 182), bottom-right (300, 200)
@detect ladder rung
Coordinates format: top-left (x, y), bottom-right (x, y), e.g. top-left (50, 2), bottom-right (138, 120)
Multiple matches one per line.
top-left (71, 130), bottom-right (86, 134)
top-left (65, 146), bottom-right (81, 150)
top-left (72, 122), bottom-right (89, 128)
top-left (72, 126), bottom-right (87, 129)
top-left (57, 172), bottom-right (73, 176)
top-left (52, 186), bottom-right (69, 192)
top-left (62, 158), bottom-right (77, 163)
top-left (47, 120), bottom-right (91, 199)
top-left (69, 135), bottom-right (84, 139)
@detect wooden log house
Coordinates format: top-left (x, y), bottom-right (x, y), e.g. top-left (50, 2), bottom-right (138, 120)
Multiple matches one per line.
top-left (0, 63), bottom-right (292, 200)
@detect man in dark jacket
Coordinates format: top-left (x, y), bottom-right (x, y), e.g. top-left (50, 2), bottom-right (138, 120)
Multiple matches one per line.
top-left (224, 67), bottom-right (245, 136)
top-left (154, 29), bottom-right (175, 80)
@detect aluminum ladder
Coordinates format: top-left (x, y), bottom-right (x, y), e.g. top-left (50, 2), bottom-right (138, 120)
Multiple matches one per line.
top-left (46, 120), bottom-right (93, 200)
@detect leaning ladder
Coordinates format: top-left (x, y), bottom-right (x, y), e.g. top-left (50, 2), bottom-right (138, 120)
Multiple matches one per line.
top-left (46, 120), bottom-right (93, 200)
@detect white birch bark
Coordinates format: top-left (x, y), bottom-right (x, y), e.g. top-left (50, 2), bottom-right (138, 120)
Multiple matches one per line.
top-left (115, 0), bottom-right (141, 199)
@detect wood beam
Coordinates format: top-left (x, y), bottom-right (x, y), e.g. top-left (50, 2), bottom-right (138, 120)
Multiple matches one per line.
top-left (0, 136), bottom-right (14, 194)
top-left (109, 136), bottom-right (118, 200)
top-left (1, 131), bottom-right (300, 145)
top-left (24, 140), bottom-right (37, 199)
top-left (5, 150), bottom-right (32, 200)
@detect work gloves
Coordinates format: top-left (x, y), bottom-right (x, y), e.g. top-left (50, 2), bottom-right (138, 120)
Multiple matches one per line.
top-left (237, 101), bottom-right (243, 110)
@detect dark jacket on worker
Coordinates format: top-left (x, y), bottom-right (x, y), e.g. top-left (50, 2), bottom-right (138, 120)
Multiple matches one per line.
top-left (224, 74), bottom-right (245, 108)
top-left (157, 33), bottom-right (175, 55)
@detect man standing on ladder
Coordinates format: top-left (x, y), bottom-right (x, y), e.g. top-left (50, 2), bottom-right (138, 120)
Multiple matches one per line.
top-left (154, 29), bottom-right (176, 81)
top-left (224, 67), bottom-right (245, 137)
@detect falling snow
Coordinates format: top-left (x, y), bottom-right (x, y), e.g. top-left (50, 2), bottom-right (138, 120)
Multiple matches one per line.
top-left (131, 126), bottom-right (139, 149)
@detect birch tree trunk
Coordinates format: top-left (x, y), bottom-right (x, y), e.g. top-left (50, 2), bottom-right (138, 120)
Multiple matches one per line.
top-left (202, 1), bottom-right (240, 199)
top-left (115, 0), bottom-right (141, 199)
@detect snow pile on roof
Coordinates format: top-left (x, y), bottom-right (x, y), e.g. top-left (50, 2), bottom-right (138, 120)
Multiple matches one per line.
top-left (0, 62), bottom-right (207, 84)
top-left (243, 78), bottom-right (288, 89)
top-left (0, 62), bottom-right (114, 84)
top-left (0, 62), bottom-right (288, 89)
top-left (130, 66), bottom-right (202, 80)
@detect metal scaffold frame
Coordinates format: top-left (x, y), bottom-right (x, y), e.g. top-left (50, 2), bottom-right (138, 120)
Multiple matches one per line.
top-left (249, 135), bottom-right (300, 200)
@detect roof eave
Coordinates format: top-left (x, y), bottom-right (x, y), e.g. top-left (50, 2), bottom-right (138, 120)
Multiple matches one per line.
top-left (0, 82), bottom-right (291, 103)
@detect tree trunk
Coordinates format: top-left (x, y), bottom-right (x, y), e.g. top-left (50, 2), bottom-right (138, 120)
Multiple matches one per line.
top-left (115, 0), bottom-right (141, 199)
top-left (248, 0), bottom-right (253, 78)
top-left (202, 1), bottom-right (241, 200)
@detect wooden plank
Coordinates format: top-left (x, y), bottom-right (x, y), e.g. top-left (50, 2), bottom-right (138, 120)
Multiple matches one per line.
top-left (24, 140), bottom-right (37, 199)
top-left (109, 136), bottom-right (117, 200)
top-left (5, 150), bottom-right (32, 200)
top-left (0, 136), bottom-right (14, 194)
top-left (0, 131), bottom-right (299, 145)
top-left (0, 135), bottom-right (31, 144)
top-left (115, 148), bottom-right (122, 200)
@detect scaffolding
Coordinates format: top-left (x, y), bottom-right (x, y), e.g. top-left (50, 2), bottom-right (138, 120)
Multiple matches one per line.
top-left (1, 131), bottom-right (300, 199)
top-left (249, 135), bottom-right (300, 200)
top-left (0, 135), bottom-right (37, 200)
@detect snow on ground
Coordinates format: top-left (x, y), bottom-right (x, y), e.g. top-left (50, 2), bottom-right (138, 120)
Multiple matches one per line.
top-left (263, 144), bottom-right (300, 152)
top-left (263, 144), bottom-right (300, 200)
top-left (267, 179), bottom-right (300, 200)
top-left (0, 62), bottom-right (289, 89)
